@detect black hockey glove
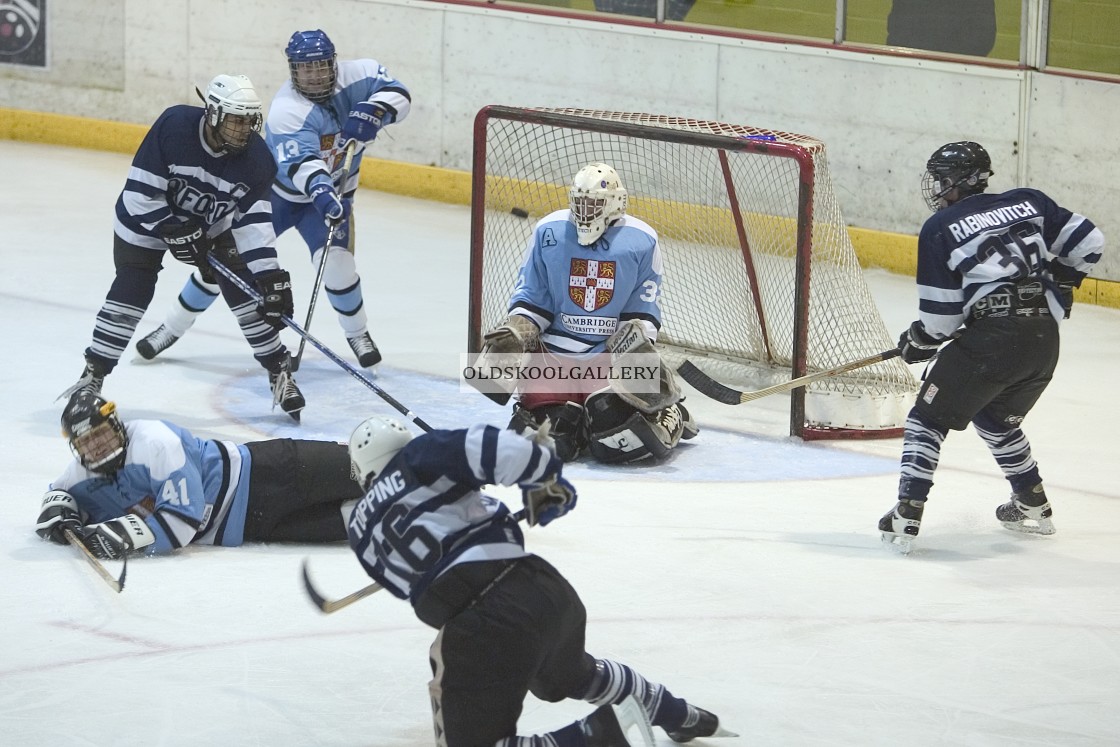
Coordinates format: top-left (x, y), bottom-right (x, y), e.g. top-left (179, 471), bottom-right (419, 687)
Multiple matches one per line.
top-left (520, 474), bottom-right (578, 527)
top-left (159, 218), bottom-right (212, 268)
top-left (74, 514), bottom-right (156, 560)
top-left (35, 490), bottom-right (83, 545)
top-left (255, 269), bottom-right (294, 329)
top-left (898, 321), bottom-right (942, 364)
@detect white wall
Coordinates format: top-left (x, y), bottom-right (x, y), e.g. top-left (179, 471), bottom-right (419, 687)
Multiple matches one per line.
top-left (1, 0), bottom-right (1114, 279)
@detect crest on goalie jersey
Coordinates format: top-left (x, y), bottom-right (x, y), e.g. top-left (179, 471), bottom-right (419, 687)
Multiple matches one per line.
top-left (569, 258), bottom-right (615, 311)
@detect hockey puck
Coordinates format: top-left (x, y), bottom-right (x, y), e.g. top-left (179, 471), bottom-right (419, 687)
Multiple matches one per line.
top-left (511, 207), bottom-right (529, 218)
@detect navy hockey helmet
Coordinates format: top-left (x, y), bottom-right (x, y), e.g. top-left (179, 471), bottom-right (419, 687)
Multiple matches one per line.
top-left (285, 30), bottom-right (337, 104)
top-left (203, 74), bottom-right (263, 155)
top-left (921, 141), bottom-right (993, 212)
top-left (61, 391), bottom-right (128, 475)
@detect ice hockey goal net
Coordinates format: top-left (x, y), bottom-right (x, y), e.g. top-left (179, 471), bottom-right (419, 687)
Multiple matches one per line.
top-left (469, 106), bottom-right (917, 440)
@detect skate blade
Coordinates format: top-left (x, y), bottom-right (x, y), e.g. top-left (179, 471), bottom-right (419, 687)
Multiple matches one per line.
top-left (880, 531), bottom-right (913, 554)
top-left (710, 724), bottom-right (740, 738)
top-left (613, 694), bottom-right (656, 747)
top-left (1000, 518), bottom-right (1056, 535)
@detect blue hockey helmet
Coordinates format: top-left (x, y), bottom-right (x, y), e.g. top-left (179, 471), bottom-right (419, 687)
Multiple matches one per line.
top-left (285, 30), bottom-right (337, 104)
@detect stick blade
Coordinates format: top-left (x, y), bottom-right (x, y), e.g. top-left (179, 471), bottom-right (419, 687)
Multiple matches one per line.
top-left (301, 559), bottom-right (333, 612)
top-left (676, 360), bottom-right (743, 405)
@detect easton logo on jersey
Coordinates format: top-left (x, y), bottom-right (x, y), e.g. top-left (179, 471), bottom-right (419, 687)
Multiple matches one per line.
top-left (569, 258), bottom-right (615, 311)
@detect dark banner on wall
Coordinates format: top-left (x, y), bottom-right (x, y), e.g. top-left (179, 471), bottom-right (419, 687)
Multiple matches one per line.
top-left (0, 0), bottom-right (46, 68)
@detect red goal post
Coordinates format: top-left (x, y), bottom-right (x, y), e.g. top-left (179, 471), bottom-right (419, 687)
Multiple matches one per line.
top-left (468, 105), bottom-right (917, 440)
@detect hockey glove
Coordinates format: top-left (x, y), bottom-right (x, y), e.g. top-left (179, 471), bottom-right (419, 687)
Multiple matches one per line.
top-left (255, 269), bottom-right (294, 329)
top-left (898, 321), bottom-right (942, 364)
top-left (1056, 282), bottom-right (1076, 319)
top-left (520, 474), bottom-right (577, 527)
top-left (310, 182), bottom-right (351, 225)
top-left (159, 218), bottom-right (212, 268)
top-left (341, 101), bottom-right (387, 145)
top-left (35, 490), bottom-right (84, 545)
top-left (74, 514), bottom-right (156, 560)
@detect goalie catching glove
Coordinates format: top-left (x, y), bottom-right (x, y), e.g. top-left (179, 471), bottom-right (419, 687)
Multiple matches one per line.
top-left (468, 314), bottom-right (540, 405)
top-left (35, 490), bottom-right (85, 545)
top-left (520, 474), bottom-right (578, 527)
top-left (74, 514), bottom-right (155, 560)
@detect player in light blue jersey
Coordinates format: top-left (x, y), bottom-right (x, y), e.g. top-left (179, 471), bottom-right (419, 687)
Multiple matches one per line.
top-left (35, 392), bottom-right (361, 560)
top-left (470, 163), bottom-right (697, 464)
top-left (138, 30), bottom-right (411, 370)
top-left (879, 141), bottom-right (1104, 552)
top-left (341, 415), bottom-right (726, 746)
top-left (60, 75), bottom-right (305, 420)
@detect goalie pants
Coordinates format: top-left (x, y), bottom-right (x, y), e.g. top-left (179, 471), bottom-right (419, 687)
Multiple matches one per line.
top-left (243, 439), bottom-right (361, 543)
top-left (423, 554), bottom-right (596, 747)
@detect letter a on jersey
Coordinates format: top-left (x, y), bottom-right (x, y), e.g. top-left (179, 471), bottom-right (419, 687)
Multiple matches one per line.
top-left (569, 259), bottom-right (616, 311)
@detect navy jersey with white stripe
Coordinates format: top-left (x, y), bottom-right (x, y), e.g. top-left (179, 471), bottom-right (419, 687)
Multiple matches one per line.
top-left (916, 187), bottom-right (1104, 339)
top-left (508, 210), bottom-right (664, 353)
top-left (49, 421), bottom-right (251, 553)
top-left (113, 105), bottom-right (281, 275)
top-left (347, 424), bottom-right (561, 604)
top-left (265, 58), bottom-right (411, 202)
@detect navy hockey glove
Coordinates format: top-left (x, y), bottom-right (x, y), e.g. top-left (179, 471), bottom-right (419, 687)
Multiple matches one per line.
top-left (35, 490), bottom-right (83, 545)
top-left (1056, 282), bottom-right (1075, 318)
top-left (159, 218), bottom-right (212, 268)
top-left (898, 321), bottom-right (942, 364)
top-left (75, 514), bottom-right (155, 560)
top-left (309, 182), bottom-right (351, 225)
top-left (341, 101), bottom-right (387, 145)
top-left (255, 269), bottom-right (294, 329)
top-left (521, 475), bottom-right (578, 527)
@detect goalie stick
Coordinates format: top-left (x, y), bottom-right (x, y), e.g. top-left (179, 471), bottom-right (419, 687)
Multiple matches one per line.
top-left (62, 527), bottom-right (127, 593)
top-left (302, 509), bottom-right (528, 614)
top-left (205, 254), bottom-right (434, 432)
top-left (678, 348), bottom-right (902, 405)
top-left (291, 139), bottom-right (358, 373)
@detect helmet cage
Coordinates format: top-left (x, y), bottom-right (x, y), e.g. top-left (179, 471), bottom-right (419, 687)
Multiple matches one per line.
top-left (568, 163), bottom-right (628, 246)
top-left (207, 107), bottom-right (262, 154)
top-left (285, 30), bottom-right (338, 104)
top-left (921, 141), bottom-right (993, 212)
top-left (63, 396), bottom-right (127, 474)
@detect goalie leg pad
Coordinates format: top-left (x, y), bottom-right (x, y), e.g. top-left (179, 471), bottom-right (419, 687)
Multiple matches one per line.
top-left (586, 390), bottom-right (687, 464)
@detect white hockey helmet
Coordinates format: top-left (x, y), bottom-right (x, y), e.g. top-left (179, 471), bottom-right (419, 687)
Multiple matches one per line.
top-left (348, 416), bottom-right (413, 488)
top-left (569, 162), bottom-right (628, 246)
top-left (203, 74), bottom-right (263, 154)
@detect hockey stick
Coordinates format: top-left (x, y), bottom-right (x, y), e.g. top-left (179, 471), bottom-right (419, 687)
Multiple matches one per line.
top-left (62, 527), bottom-right (126, 593)
top-left (678, 348), bottom-right (902, 405)
top-left (291, 139), bottom-right (358, 373)
top-left (302, 509), bottom-right (528, 614)
top-left (205, 254), bottom-right (434, 432)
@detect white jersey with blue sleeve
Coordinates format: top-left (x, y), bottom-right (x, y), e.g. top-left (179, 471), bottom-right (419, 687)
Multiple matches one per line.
top-left (508, 210), bottom-right (664, 353)
top-left (265, 58), bottom-right (411, 204)
top-left (48, 420), bottom-right (253, 554)
top-left (347, 424), bottom-right (560, 604)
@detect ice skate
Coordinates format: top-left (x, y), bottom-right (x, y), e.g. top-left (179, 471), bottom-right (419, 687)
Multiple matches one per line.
top-left (666, 707), bottom-right (737, 743)
top-left (996, 484), bottom-right (1055, 535)
top-left (57, 357), bottom-right (107, 401)
top-left (268, 358), bottom-right (305, 422)
top-left (581, 695), bottom-right (655, 747)
top-left (347, 332), bottom-right (382, 368)
top-left (135, 325), bottom-right (180, 360)
top-left (879, 498), bottom-right (924, 554)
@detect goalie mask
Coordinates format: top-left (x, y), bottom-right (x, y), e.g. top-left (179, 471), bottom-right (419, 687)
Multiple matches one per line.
top-left (921, 141), bottom-right (993, 212)
top-left (285, 29), bottom-right (337, 104)
top-left (569, 162), bottom-right (628, 246)
top-left (348, 416), bottom-right (412, 489)
top-left (203, 74), bottom-right (263, 155)
top-left (62, 391), bottom-right (128, 475)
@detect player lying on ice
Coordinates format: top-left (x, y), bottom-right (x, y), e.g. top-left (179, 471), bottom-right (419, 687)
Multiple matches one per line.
top-left (468, 162), bottom-right (697, 465)
top-left (343, 415), bottom-right (733, 745)
top-left (35, 391), bottom-right (362, 560)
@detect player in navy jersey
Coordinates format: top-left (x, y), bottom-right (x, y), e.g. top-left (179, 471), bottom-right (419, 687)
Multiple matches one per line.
top-left (60, 74), bottom-right (305, 420)
top-left (34, 391), bottom-right (361, 560)
top-left (469, 162), bottom-right (697, 464)
top-left (880, 141), bottom-right (1104, 552)
top-left (137, 29), bottom-right (411, 370)
top-left (343, 415), bottom-right (727, 746)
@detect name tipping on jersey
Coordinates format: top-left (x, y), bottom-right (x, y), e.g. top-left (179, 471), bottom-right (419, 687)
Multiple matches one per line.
top-left (947, 199), bottom-right (1040, 242)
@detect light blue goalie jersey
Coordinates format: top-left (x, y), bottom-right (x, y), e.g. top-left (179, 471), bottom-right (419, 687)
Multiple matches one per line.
top-left (49, 420), bottom-right (253, 554)
top-left (264, 58), bottom-right (411, 203)
top-left (508, 210), bottom-right (664, 353)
